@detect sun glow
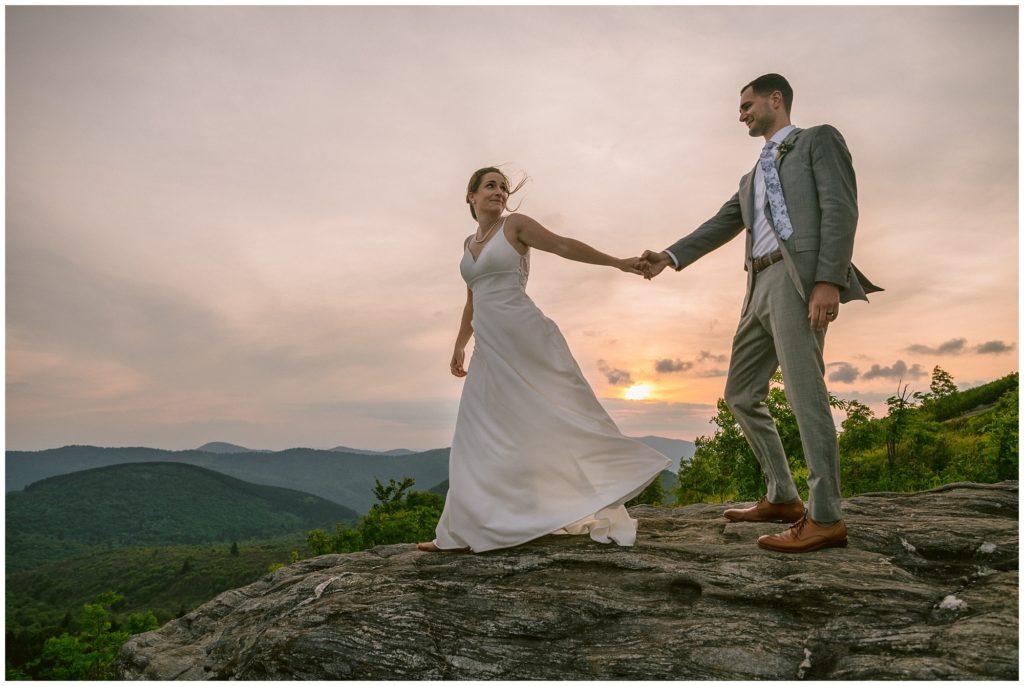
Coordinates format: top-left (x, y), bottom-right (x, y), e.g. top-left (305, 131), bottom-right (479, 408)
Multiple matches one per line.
top-left (624, 384), bottom-right (652, 401)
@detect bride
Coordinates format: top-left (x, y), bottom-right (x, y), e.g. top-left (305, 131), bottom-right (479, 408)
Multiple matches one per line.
top-left (417, 167), bottom-right (671, 553)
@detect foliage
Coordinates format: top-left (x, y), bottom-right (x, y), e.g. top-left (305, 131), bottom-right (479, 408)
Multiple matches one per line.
top-left (22, 592), bottom-right (157, 680)
top-left (6, 533), bottom-right (311, 676)
top-left (675, 372), bottom-right (841, 505)
top-left (626, 474), bottom-right (666, 506)
top-left (674, 368), bottom-right (1018, 505)
top-left (307, 478), bottom-right (446, 555)
top-left (884, 382), bottom-right (918, 472)
top-left (986, 385), bottom-right (1019, 481)
top-left (838, 400), bottom-right (877, 453)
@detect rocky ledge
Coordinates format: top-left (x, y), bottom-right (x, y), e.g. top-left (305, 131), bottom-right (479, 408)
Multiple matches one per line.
top-left (119, 481), bottom-right (1018, 680)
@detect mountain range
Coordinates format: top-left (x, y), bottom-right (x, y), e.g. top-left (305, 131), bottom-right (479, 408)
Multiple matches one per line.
top-left (197, 441), bottom-right (419, 457)
top-left (6, 461), bottom-right (358, 574)
top-left (6, 437), bottom-right (695, 514)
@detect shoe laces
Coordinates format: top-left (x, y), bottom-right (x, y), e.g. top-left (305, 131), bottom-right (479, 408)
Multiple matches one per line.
top-left (789, 515), bottom-right (809, 535)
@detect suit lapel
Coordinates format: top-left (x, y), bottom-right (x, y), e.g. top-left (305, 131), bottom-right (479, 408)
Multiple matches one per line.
top-left (775, 127), bottom-right (803, 171)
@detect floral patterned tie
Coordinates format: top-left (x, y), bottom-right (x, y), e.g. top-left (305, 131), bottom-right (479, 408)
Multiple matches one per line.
top-left (759, 140), bottom-right (794, 241)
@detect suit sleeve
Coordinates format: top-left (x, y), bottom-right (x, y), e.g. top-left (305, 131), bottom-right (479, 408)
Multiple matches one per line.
top-left (665, 192), bottom-right (745, 271)
top-left (810, 125), bottom-right (858, 287)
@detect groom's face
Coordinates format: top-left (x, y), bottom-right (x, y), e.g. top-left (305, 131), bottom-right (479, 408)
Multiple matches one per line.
top-left (738, 86), bottom-right (777, 138)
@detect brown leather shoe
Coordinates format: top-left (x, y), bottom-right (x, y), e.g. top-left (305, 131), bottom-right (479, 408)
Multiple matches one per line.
top-left (757, 516), bottom-right (848, 553)
top-left (724, 496), bottom-right (805, 523)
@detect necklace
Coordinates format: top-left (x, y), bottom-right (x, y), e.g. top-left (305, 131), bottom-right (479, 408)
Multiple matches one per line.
top-left (473, 214), bottom-right (504, 243)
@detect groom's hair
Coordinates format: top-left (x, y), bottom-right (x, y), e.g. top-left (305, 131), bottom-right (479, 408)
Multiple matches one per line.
top-left (743, 73), bottom-right (793, 113)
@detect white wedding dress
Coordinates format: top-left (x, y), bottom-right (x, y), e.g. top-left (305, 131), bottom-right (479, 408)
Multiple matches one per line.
top-left (430, 218), bottom-right (671, 552)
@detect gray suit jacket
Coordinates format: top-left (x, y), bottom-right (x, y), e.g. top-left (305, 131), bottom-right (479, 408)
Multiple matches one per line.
top-left (666, 125), bottom-right (882, 314)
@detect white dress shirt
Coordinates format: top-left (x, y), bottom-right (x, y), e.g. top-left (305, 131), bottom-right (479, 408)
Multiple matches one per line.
top-left (665, 123), bottom-right (797, 268)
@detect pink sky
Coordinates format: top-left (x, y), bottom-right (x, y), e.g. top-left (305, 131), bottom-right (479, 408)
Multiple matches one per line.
top-left (5, 5), bottom-right (1018, 451)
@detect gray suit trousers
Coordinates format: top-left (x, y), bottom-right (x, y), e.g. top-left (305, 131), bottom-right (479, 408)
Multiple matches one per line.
top-left (724, 262), bottom-right (842, 522)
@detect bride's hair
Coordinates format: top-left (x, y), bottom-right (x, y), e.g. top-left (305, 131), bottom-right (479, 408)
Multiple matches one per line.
top-left (465, 166), bottom-right (529, 219)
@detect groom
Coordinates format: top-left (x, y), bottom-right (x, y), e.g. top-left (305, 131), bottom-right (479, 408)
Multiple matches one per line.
top-left (641, 73), bottom-right (881, 553)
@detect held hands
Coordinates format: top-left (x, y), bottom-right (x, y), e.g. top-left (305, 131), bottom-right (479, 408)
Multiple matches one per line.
top-left (616, 257), bottom-right (646, 275)
top-left (450, 347), bottom-right (467, 377)
top-left (639, 250), bottom-right (672, 280)
top-left (808, 282), bottom-right (840, 331)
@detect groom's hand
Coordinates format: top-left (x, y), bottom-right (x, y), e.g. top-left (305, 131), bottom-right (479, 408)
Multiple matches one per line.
top-left (640, 250), bottom-right (672, 280)
top-left (808, 282), bottom-right (841, 331)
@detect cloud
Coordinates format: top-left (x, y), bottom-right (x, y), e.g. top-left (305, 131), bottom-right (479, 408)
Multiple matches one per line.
top-left (862, 360), bottom-right (927, 381)
top-left (905, 338), bottom-right (967, 355)
top-left (654, 350), bottom-right (728, 374)
top-left (975, 340), bottom-right (1015, 354)
top-left (698, 368), bottom-right (729, 378)
top-left (828, 362), bottom-right (860, 384)
top-left (597, 360), bottom-right (633, 386)
top-left (654, 358), bottom-right (694, 373)
top-left (698, 350), bottom-right (728, 363)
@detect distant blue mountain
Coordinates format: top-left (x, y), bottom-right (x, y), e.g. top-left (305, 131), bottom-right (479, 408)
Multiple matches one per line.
top-left (197, 442), bottom-right (273, 454)
top-left (197, 441), bottom-right (418, 456)
top-left (632, 436), bottom-right (696, 471)
top-left (329, 446), bottom-right (418, 456)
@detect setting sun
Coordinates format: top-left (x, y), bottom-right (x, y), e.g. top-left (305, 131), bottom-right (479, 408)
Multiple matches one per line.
top-left (624, 384), bottom-right (652, 401)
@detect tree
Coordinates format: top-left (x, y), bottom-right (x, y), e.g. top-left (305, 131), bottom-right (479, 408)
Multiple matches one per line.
top-left (917, 366), bottom-right (961, 418)
top-left (676, 437), bottom-right (730, 504)
top-left (839, 400), bottom-right (877, 453)
top-left (27, 592), bottom-right (157, 680)
top-left (229, 541), bottom-right (239, 556)
top-left (929, 366), bottom-right (958, 400)
top-left (675, 370), bottom-right (849, 504)
top-left (626, 474), bottom-right (665, 506)
top-left (308, 478), bottom-right (445, 554)
top-left (371, 477), bottom-right (416, 513)
top-left (884, 382), bottom-right (918, 473)
top-left (307, 528), bottom-right (332, 556)
top-left (675, 399), bottom-right (761, 504)
top-left (985, 385), bottom-right (1019, 481)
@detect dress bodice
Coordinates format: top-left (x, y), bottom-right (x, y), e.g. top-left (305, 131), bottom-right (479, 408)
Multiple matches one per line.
top-left (460, 219), bottom-right (530, 291)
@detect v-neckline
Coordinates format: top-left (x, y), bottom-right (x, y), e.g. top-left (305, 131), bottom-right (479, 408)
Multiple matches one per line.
top-left (467, 217), bottom-right (506, 264)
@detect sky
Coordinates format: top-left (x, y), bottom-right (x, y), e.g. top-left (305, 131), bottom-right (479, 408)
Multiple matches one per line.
top-left (5, 5), bottom-right (1019, 452)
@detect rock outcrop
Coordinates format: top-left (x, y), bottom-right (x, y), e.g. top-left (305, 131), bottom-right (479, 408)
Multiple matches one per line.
top-left (119, 482), bottom-right (1018, 680)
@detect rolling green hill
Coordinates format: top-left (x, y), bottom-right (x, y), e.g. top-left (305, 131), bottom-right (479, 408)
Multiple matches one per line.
top-left (6, 462), bottom-right (358, 573)
top-left (5, 446), bottom-right (451, 514)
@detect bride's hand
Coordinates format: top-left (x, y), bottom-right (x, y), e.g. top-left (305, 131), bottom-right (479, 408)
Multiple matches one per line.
top-left (616, 257), bottom-right (645, 275)
top-left (450, 348), bottom-right (467, 377)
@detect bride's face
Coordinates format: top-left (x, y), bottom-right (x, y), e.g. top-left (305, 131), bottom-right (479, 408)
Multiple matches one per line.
top-left (470, 172), bottom-right (509, 216)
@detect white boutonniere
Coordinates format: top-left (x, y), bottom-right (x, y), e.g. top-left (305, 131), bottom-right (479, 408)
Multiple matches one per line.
top-left (777, 140), bottom-right (795, 157)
